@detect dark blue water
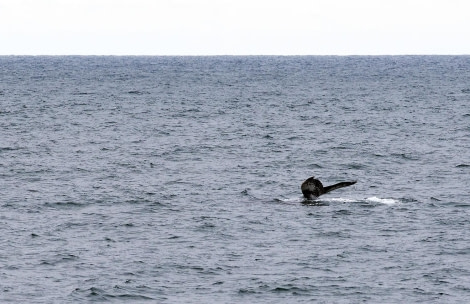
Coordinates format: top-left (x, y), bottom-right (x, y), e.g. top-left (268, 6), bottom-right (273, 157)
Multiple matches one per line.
top-left (1, 56), bottom-right (470, 303)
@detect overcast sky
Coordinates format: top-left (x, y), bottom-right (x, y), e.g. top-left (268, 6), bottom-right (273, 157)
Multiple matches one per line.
top-left (1, 0), bottom-right (469, 55)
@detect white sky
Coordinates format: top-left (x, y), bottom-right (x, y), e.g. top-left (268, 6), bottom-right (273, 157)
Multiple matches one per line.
top-left (1, 0), bottom-right (469, 55)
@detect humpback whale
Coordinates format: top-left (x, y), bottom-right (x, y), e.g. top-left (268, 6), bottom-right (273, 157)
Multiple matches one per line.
top-left (301, 176), bottom-right (356, 200)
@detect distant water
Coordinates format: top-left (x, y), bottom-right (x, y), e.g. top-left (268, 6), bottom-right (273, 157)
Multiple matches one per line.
top-left (1, 56), bottom-right (470, 303)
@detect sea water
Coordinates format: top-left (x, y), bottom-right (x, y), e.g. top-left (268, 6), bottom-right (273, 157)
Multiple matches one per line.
top-left (1, 56), bottom-right (470, 303)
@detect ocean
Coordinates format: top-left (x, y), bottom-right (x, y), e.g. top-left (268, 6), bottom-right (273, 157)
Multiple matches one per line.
top-left (1, 56), bottom-right (470, 303)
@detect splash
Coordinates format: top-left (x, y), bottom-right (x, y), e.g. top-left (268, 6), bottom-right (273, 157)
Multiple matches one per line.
top-left (277, 197), bottom-right (305, 204)
top-left (366, 196), bottom-right (400, 205)
top-left (277, 196), bottom-right (401, 205)
top-left (328, 198), bottom-right (360, 203)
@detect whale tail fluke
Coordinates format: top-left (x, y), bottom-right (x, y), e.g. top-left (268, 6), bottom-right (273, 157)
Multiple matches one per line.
top-left (323, 181), bottom-right (357, 194)
top-left (301, 177), bottom-right (357, 199)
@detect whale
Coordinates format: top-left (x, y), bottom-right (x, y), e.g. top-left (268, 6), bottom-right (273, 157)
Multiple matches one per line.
top-left (301, 176), bottom-right (356, 200)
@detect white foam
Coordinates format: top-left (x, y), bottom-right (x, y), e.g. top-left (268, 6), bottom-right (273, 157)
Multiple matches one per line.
top-left (366, 196), bottom-right (399, 205)
top-left (278, 197), bottom-right (304, 204)
top-left (278, 196), bottom-right (400, 205)
top-left (328, 198), bottom-right (359, 203)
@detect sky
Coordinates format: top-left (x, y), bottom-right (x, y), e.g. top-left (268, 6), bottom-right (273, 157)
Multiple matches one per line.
top-left (1, 0), bottom-right (469, 55)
